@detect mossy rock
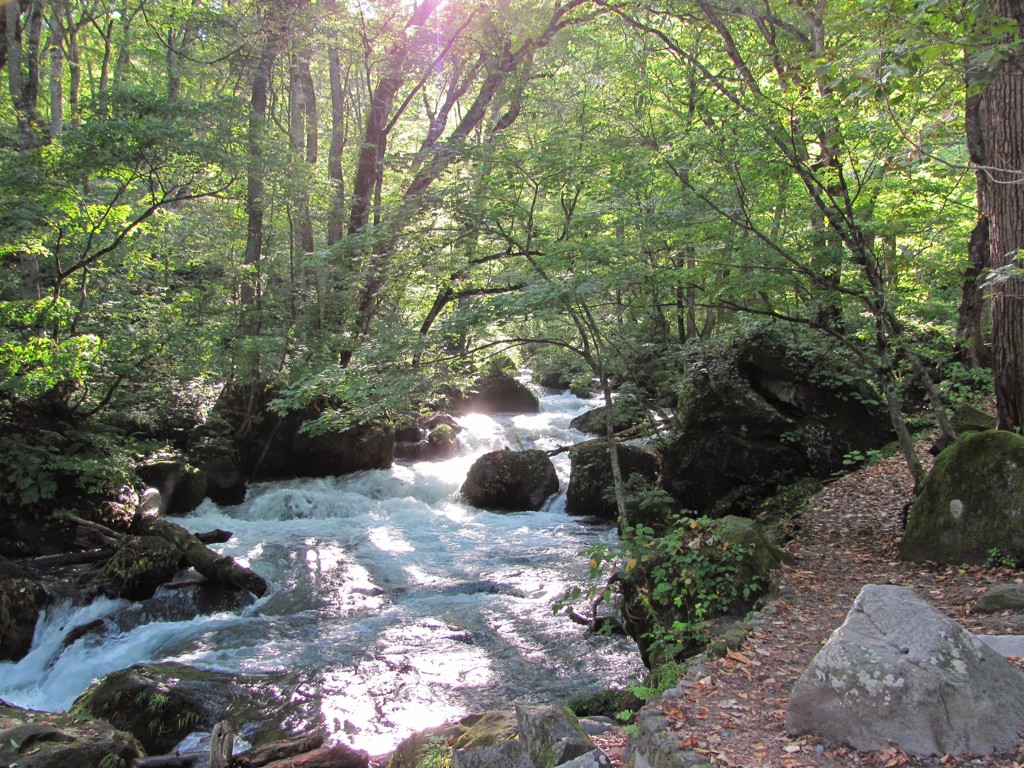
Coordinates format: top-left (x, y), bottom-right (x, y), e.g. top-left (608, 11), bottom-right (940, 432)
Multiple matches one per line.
top-left (565, 442), bottom-right (660, 523)
top-left (76, 662), bottom-right (322, 756)
top-left (951, 404), bottom-right (997, 434)
top-left (100, 536), bottom-right (183, 601)
top-left (386, 711), bottom-right (517, 768)
top-left (460, 449), bottom-right (559, 511)
top-left (0, 700), bottom-right (141, 768)
top-left (900, 430), bottom-right (1024, 565)
top-left (453, 373), bottom-right (540, 415)
top-left (660, 329), bottom-right (892, 517)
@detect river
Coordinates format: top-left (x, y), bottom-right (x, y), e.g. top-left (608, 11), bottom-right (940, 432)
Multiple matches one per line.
top-left (0, 388), bottom-right (644, 754)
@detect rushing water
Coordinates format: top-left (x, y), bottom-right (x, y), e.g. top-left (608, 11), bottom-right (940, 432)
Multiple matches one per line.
top-left (0, 388), bottom-right (645, 754)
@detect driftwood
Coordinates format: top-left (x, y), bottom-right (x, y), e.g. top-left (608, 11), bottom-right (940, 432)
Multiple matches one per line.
top-left (234, 734), bottom-right (324, 768)
top-left (135, 516), bottom-right (268, 598)
top-left (132, 755), bottom-right (200, 768)
top-left (258, 745), bottom-right (369, 768)
top-left (19, 548), bottom-right (115, 570)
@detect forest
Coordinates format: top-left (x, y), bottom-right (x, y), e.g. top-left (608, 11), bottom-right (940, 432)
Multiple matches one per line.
top-left (1, 0), bottom-right (1023, 761)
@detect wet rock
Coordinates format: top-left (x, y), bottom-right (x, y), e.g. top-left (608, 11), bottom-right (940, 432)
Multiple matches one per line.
top-left (98, 535), bottom-right (183, 601)
top-left (461, 449), bottom-right (559, 511)
top-left (0, 555), bottom-right (49, 662)
top-left (76, 663), bottom-right (323, 755)
top-left (0, 700), bottom-right (141, 768)
top-left (565, 442), bottom-right (660, 523)
top-left (976, 583), bottom-right (1024, 613)
top-left (453, 373), bottom-right (540, 415)
top-left (900, 430), bottom-right (1024, 565)
top-left (515, 703), bottom-right (595, 768)
top-left (786, 584), bottom-right (1024, 755)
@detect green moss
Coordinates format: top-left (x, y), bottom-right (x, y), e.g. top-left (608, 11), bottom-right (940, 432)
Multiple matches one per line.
top-left (900, 430), bottom-right (1024, 564)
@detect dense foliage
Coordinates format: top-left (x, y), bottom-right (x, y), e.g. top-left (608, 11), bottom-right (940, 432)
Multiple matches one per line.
top-left (0, 0), bottom-right (1018, 512)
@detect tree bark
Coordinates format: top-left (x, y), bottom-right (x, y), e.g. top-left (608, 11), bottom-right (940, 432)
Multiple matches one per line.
top-left (981, 0), bottom-right (1024, 430)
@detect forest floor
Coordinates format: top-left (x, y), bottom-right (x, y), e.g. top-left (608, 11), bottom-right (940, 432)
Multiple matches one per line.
top-left (601, 443), bottom-right (1024, 768)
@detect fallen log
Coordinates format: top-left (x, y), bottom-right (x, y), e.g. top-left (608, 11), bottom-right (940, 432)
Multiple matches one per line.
top-left (19, 548), bottom-right (115, 570)
top-left (134, 516), bottom-right (268, 598)
top-left (132, 755), bottom-right (200, 768)
top-left (234, 733), bottom-right (324, 767)
top-left (260, 745), bottom-right (369, 768)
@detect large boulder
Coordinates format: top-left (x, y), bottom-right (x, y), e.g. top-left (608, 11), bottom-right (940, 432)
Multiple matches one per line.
top-left (786, 584), bottom-right (1024, 755)
top-left (461, 449), bottom-right (559, 511)
top-left (660, 331), bottom-right (892, 517)
top-left (900, 430), bottom-right (1024, 565)
top-left (137, 459), bottom-right (209, 516)
top-left (395, 415), bottom-right (462, 462)
top-left (98, 535), bottom-right (184, 601)
top-left (0, 556), bottom-right (49, 661)
top-left (76, 662), bottom-right (323, 754)
top-left (204, 384), bottom-right (395, 482)
top-left (0, 700), bottom-right (141, 768)
top-left (515, 704), bottom-right (596, 768)
top-left (454, 373), bottom-right (540, 415)
top-left (565, 442), bottom-right (660, 523)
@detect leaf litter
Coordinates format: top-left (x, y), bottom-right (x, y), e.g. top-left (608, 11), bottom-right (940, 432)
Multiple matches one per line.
top-left (601, 440), bottom-right (1024, 768)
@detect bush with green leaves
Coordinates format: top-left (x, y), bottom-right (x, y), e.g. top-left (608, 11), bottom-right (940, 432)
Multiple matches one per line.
top-left (557, 505), bottom-right (765, 667)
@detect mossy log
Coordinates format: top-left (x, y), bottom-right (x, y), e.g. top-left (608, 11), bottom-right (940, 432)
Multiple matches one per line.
top-left (236, 733), bottom-right (324, 767)
top-left (134, 516), bottom-right (268, 598)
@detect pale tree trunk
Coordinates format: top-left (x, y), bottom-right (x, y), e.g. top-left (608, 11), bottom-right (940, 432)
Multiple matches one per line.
top-left (981, 0), bottom-right (1024, 430)
top-left (48, 13), bottom-right (63, 138)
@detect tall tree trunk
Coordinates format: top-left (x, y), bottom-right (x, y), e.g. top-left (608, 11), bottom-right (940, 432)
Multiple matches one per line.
top-left (48, 14), bottom-right (63, 138)
top-left (981, 0), bottom-right (1024, 430)
top-left (239, 49), bottom-right (275, 348)
top-left (326, 46), bottom-right (348, 247)
top-left (958, 51), bottom-right (990, 367)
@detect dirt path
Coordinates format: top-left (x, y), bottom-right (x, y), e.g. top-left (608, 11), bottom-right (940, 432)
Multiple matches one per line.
top-left (643, 449), bottom-right (1024, 768)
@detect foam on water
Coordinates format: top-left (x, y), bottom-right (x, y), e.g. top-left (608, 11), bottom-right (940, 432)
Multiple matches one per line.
top-left (0, 387), bottom-right (643, 754)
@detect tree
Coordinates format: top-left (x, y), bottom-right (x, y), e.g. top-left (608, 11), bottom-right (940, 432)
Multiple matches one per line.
top-left (978, 0), bottom-right (1024, 430)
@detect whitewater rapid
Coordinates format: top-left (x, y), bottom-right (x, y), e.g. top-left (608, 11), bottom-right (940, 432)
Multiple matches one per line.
top-left (0, 389), bottom-right (644, 754)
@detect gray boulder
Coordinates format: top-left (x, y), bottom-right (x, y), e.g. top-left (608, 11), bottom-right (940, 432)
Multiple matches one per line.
top-left (461, 450), bottom-right (559, 511)
top-left (786, 584), bottom-right (1024, 755)
top-left (452, 740), bottom-right (533, 768)
top-left (978, 634), bottom-right (1024, 657)
top-left (557, 749), bottom-right (612, 768)
top-left (515, 704), bottom-right (595, 768)
top-left (900, 430), bottom-right (1024, 565)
